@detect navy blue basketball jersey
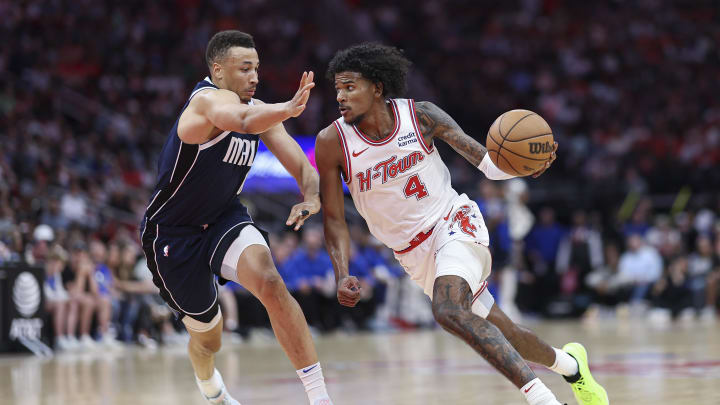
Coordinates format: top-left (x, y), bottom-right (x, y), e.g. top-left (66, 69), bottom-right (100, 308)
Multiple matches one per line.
top-left (144, 77), bottom-right (258, 226)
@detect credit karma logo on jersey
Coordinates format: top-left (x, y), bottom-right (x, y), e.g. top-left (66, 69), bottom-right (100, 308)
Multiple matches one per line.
top-left (355, 151), bottom-right (424, 192)
top-left (397, 132), bottom-right (417, 147)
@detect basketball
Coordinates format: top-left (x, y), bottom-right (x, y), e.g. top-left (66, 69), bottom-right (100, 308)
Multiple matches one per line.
top-left (485, 109), bottom-right (554, 177)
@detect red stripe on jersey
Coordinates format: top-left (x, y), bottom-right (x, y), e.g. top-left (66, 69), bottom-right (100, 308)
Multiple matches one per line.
top-left (409, 99), bottom-right (434, 154)
top-left (471, 281), bottom-right (488, 304)
top-left (352, 100), bottom-right (400, 146)
top-left (333, 121), bottom-right (352, 184)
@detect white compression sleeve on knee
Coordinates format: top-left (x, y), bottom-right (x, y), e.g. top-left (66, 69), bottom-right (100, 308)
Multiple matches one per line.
top-left (478, 154), bottom-right (516, 180)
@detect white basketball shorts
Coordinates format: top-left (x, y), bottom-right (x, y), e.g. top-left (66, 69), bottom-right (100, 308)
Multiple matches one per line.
top-left (393, 193), bottom-right (495, 318)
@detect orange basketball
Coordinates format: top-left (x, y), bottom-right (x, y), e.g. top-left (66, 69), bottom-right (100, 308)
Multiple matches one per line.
top-left (486, 109), bottom-right (554, 177)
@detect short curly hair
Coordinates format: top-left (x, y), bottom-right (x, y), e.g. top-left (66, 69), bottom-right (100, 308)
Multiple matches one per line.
top-left (326, 43), bottom-right (412, 98)
top-left (206, 30), bottom-right (255, 69)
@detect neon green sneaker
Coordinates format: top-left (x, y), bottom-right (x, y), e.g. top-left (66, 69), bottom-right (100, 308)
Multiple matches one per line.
top-left (562, 342), bottom-right (609, 405)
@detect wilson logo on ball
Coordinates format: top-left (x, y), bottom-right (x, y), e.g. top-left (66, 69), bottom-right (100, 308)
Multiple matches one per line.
top-left (528, 142), bottom-right (553, 154)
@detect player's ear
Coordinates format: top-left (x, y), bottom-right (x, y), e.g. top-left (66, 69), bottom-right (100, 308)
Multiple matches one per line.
top-left (213, 61), bottom-right (223, 80)
top-left (374, 81), bottom-right (384, 98)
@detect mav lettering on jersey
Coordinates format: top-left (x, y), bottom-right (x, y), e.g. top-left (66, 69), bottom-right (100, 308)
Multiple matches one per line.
top-left (355, 151), bottom-right (424, 192)
top-left (222, 137), bottom-right (257, 167)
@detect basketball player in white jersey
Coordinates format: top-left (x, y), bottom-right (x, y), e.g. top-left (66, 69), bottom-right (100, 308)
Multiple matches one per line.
top-left (315, 43), bottom-right (609, 405)
top-left (145, 31), bottom-right (334, 405)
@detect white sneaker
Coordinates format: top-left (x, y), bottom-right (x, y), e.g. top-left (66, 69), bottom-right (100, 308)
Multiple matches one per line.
top-left (79, 334), bottom-right (97, 350)
top-left (64, 335), bottom-right (81, 350)
top-left (138, 334), bottom-right (158, 350)
top-left (56, 336), bottom-right (72, 351)
top-left (648, 308), bottom-right (671, 325)
top-left (100, 334), bottom-right (123, 350)
top-left (700, 307), bottom-right (717, 323)
top-left (678, 307), bottom-right (696, 323)
top-left (200, 385), bottom-right (241, 405)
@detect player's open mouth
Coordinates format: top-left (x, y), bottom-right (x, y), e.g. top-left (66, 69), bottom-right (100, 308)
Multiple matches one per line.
top-left (339, 106), bottom-right (349, 115)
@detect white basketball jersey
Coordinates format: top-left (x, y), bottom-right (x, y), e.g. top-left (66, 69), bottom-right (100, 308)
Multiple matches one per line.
top-left (334, 98), bottom-right (459, 251)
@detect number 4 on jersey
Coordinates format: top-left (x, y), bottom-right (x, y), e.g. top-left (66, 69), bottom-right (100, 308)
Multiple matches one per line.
top-left (403, 174), bottom-right (429, 200)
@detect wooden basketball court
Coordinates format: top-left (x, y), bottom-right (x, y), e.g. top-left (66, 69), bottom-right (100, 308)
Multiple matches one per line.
top-left (2, 319), bottom-right (719, 404)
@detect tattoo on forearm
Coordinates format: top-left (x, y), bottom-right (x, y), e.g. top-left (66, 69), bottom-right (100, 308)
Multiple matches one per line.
top-left (432, 276), bottom-right (536, 387)
top-left (414, 101), bottom-right (487, 166)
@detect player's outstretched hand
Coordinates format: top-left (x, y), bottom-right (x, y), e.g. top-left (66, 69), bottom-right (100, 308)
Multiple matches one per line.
top-left (286, 196), bottom-right (320, 231)
top-left (337, 276), bottom-right (361, 307)
top-left (531, 141), bottom-right (558, 178)
top-left (285, 71), bottom-right (315, 118)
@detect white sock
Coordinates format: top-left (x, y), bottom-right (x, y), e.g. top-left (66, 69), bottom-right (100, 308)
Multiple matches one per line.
top-left (196, 368), bottom-right (225, 399)
top-left (521, 378), bottom-right (562, 405)
top-left (296, 362), bottom-right (333, 405)
top-left (549, 347), bottom-right (579, 377)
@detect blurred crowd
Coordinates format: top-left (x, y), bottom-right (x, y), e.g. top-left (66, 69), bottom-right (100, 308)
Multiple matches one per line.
top-left (12, 177), bottom-right (720, 353)
top-left (1, 0), bottom-right (720, 352)
top-left (475, 179), bottom-right (720, 325)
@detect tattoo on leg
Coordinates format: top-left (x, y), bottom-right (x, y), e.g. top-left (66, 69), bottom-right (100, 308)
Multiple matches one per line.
top-left (487, 306), bottom-right (556, 367)
top-left (432, 276), bottom-right (536, 388)
top-left (507, 324), bottom-right (556, 367)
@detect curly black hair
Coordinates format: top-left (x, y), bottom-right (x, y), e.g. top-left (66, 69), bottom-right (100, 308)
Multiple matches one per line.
top-left (326, 43), bottom-right (412, 98)
top-left (205, 30), bottom-right (255, 69)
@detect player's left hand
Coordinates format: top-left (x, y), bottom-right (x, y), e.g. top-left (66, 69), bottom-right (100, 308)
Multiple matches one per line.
top-left (286, 196), bottom-right (320, 231)
top-left (531, 141), bottom-right (558, 178)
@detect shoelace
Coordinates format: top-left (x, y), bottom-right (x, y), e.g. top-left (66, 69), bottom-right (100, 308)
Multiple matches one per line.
top-left (573, 377), bottom-right (595, 400)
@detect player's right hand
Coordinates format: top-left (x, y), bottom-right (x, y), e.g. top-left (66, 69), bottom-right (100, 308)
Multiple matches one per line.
top-left (337, 275), bottom-right (361, 307)
top-left (285, 71), bottom-right (315, 118)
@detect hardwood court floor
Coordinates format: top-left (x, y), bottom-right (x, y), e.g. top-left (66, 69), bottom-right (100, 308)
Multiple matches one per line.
top-left (2, 319), bottom-right (719, 405)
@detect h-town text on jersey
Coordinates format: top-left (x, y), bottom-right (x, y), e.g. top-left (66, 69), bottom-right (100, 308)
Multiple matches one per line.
top-left (355, 151), bottom-right (424, 192)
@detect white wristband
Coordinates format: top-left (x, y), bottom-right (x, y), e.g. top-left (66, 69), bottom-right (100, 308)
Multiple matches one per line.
top-left (478, 154), bottom-right (516, 180)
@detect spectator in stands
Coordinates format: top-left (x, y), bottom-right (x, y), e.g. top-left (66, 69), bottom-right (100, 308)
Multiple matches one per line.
top-left (556, 210), bottom-right (604, 301)
top-left (526, 207), bottom-right (567, 275)
top-left (649, 256), bottom-right (693, 321)
top-left (687, 234), bottom-right (716, 318)
top-left (63, 243), bottom-right (98, 349)
top-left (522, 207), bottom-right (566, 314)
top-left (615, 234), bottom-right (663, 313)
top-left (583, 243), bottom-right (624, 320)
top-left (703, 236), bottom-right (720, 321)
top-left (344, 243), bottom-right (377, 331)
top-left (349, 224), bottom-right (405, 330)
top-left (646, 215), bottom-right (683, 260)
top-left (44, 244), bottom-right (73, 350)
top-left (25, 224), bottom-right (54, 265)
top-left (284, 225), bottom-right (336, 331)
top-left (88, 239), bottom-right (121, 348)
top-left (622, 199), bottom-right (653, 238)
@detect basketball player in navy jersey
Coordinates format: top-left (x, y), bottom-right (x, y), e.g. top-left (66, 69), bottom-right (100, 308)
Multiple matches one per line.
top-left (141, 31), bottom-right (334, 405)
top-left (315, 43), bottom-right (608, 405)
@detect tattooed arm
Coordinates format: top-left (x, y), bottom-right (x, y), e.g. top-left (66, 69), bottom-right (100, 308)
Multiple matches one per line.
top-left (413, 101), bottom-right (557, 178)
top-left (413, 101), bottom-right (488, 166)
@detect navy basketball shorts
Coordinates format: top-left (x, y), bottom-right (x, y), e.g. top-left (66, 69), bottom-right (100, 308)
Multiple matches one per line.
top-left (140, 207), bottom-right (267, 332)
